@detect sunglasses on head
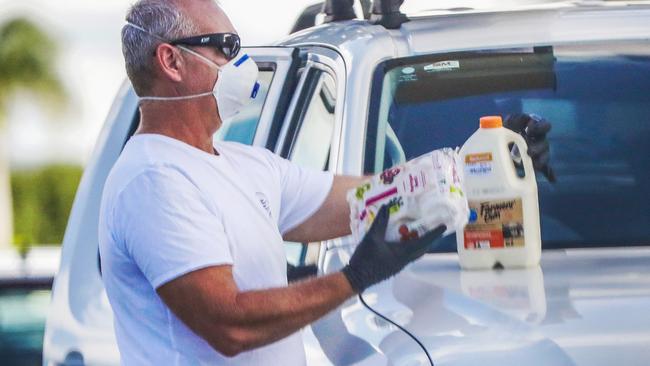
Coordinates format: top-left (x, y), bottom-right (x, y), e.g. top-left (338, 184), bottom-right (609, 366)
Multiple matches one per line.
top-left (169, 33), bottom-right (241, 60)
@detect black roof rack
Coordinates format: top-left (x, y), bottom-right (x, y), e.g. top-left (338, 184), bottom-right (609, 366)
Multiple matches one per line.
top-left (291, 3), bottom-right (323, 33)
top-left (369, 0), bottom-right (409, 29)
top-left (322, 0), bottom-right (409, 29)
top-left (322, 0), bottom-right (357, 23)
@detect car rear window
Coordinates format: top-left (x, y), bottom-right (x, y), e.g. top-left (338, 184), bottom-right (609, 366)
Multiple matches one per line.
top-left (366, 41), bottom-right (650, 251)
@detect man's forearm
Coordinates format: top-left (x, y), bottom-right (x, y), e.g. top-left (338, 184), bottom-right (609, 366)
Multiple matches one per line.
top-left (284, 175), bottom-right (369, 243)
top-left (208, 272), bottom-right (355, 354)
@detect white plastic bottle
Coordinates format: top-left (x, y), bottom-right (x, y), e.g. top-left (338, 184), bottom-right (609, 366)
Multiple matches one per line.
top-left (457, 116), bottom-right (541, 269)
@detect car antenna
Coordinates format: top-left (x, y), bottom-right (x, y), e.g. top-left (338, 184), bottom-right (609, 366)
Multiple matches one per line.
top-left (322, 0), bottom-right (357, 23)
top-left (369, 0), bottom-right (409, 29)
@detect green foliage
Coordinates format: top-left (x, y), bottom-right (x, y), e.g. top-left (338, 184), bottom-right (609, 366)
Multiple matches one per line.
top-left (0, 17), bottom-right (70, 252)
top-left (0, 17), bottom-right (67, 124)
top-left (11, 165), bottom-right (83, 249)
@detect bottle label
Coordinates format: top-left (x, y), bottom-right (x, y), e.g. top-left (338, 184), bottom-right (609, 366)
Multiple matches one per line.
top-left (464, 198), bottom-right (525, 249)
top-left (465, 152), bottom-right (493, 176)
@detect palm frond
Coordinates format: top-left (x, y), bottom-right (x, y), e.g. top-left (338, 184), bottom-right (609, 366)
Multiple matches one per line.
top-left (0, 17), bottom-right (68, 124)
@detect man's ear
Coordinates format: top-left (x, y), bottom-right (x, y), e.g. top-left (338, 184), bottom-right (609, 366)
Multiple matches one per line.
top-left (154, 43), bottom-right (184, 83)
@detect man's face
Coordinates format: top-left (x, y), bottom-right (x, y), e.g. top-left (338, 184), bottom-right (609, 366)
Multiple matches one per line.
top-left (169, 0), bottom-right (238, 123)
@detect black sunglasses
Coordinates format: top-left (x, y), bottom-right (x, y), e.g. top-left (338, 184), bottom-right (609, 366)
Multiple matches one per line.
top-left (170, 33), bottom-right (241, 60)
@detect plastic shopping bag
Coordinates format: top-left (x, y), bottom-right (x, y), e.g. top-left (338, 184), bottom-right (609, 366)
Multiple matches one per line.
top-left (347, 148), bottom-right (469, 243)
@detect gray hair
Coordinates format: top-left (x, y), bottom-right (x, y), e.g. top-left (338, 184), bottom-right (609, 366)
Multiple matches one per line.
top-left (122, 0), bottom-right (199, 95)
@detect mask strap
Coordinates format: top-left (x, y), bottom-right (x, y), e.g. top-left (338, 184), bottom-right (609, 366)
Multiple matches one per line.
top-left (126, 22), bottom-right (168, 43)
top-left (175, 45), bottom-right (223, 70)
top-left (139, 91), bottom-right (214, 102)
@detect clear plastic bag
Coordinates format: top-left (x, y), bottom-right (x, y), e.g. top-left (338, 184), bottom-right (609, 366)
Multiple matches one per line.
top-left (347, 148), bottom-right (469, 242)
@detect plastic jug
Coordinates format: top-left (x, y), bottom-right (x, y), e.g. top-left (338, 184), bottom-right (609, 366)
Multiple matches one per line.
top-left (457, 116), bottom-right (541, 269)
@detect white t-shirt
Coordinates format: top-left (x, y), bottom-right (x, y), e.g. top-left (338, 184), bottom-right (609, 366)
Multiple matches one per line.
top-left (98, 134), bottom-right (333, 365)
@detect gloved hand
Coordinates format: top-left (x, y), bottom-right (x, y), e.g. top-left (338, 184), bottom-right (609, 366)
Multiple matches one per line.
top-left (342, 206), bottom-right (446, 293)
top-left (504, 113), bottom-right (556, 182)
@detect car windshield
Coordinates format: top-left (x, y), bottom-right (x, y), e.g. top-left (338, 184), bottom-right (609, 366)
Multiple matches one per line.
top-left (366, 41), bottom-right (650, 251)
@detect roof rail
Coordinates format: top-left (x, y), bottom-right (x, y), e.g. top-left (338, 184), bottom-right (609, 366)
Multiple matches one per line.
top-left (322, 0), bottom-right (357, 23)
top-left (321, 0), bottom-right (408, 29)
top-left (369, 0), bottom-right (409, 29)
top-left (360, 0), bottom-right (372, 19)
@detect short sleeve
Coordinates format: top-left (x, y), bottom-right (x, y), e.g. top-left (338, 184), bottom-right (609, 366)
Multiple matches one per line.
top-left (263, 151), bottom-right (334, 234)
top-left (113, 167), bottom-right (233, 289)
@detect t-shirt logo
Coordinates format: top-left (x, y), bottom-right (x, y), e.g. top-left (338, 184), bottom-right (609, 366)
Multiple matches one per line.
top-left (255, 192), bottom-right (272, 218)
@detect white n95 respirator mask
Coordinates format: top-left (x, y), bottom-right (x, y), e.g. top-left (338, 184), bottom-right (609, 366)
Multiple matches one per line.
top-left (128, 23), bottom-right (260, 122)
top-left (213, 53), bottom-right (260, 121)
top-left (139, 48), bottom-right (260, 122)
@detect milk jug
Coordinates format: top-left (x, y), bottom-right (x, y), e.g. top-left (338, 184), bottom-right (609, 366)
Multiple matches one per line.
top-left (457, 116), bottom-right (541, 269)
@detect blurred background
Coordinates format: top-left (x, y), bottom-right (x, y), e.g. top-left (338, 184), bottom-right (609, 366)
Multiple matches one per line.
top-left (0, 0), bottom-right (332, 254)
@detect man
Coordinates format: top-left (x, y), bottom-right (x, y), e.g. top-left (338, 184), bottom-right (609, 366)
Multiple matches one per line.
top-left (99, 0), bottom-right (553, 364)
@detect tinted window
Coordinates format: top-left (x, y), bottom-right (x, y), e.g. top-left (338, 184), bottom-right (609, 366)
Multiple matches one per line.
top-left (367, 42), bottom-right (650, 250)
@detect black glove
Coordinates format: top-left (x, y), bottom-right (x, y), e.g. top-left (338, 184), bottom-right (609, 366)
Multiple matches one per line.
top-left (504, 113), bottom-right (556, 183)
top-left (342, 206), bottom-right (446, 293)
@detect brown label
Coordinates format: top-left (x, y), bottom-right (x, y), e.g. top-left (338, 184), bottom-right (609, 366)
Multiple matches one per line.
top-left (464, 198), bottom-right (524, 249)
top-left (465, 153), bottom-right (493, 164)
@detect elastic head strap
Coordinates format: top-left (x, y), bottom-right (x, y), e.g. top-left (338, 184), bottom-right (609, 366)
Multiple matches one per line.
top-left (138, 91), bottom-right (214, 103)
top-left (126, 22), bottom-right (168, 43)
top-left (174, 45), bottom-right (223, 70)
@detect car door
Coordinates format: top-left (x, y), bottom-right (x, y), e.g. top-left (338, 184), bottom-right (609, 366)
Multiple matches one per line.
top-left (273, 46), bottom-right (436, 366)
top-left (43, 47), bottom-right (302, 366)
top-left (276, 59), bottom-right (339, 280)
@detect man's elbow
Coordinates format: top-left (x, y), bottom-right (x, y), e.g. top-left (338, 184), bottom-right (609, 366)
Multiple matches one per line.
top-left (207, 326), bottom-right (256, 358)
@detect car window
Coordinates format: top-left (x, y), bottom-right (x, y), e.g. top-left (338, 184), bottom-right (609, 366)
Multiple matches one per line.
top-left (285, 69), bottom-right (336, 267)
top-left (0, 288), bottom-right (50, 365)
top-left (213, 68), bottom-right (275, 145)
top-left (366, 41), bottom-right (650, 251)
top-left (289, 72), bottom-right (336, 169)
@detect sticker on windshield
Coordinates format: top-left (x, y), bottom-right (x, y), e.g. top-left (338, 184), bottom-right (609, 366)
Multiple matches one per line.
top-left (398, 66), bottom-right (419, 82)
top-left (424, 60), bottom-right (460, 73)
top-left (401, 67), bottom-right (416, 74)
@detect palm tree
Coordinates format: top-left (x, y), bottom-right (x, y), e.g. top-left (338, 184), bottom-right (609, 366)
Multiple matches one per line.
top-left (0, 18), bottom-right (66, 250)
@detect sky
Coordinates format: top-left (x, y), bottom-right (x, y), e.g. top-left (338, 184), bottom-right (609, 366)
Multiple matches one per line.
top-left (0, 0), bottom-right (323, 168)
